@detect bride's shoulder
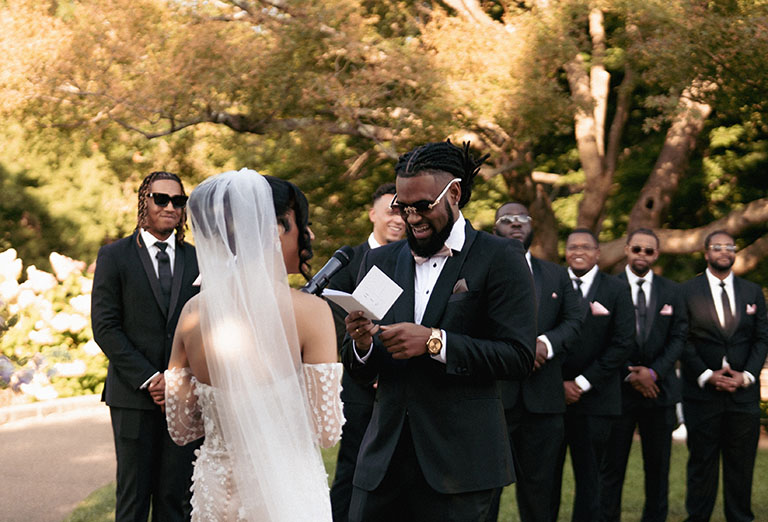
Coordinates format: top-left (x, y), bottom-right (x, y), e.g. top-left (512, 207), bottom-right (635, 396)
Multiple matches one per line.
top-left (178, 295), bottom-right (202, 329)
top-left (290, 288), bottom-right (331, 317)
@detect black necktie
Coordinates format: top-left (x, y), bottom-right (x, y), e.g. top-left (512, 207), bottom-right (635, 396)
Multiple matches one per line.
top-left (636, 279), bottom-right (647, 342)
top-left (573, 278), bottom-right (584, 298)
top-left (720, 281), bottom-right (734, 332)
top-left (156, 242), bottom-right (172, 309)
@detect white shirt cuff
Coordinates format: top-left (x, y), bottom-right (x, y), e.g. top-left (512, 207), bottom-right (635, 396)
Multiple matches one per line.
top-left (430, 329), bottom-right (447, 364)
top-left (698, 369), bottom-right (713, 389)
top-left (575, 375), bottom-right (591, 392)
top-left (354, 343), bottom-right (374, 363)
top-left (538, 335), bottom-right (554, 360)
top-left (744, 371), bottom-right (755, 386)
top-left (140, 371), bottom-right (160, 390)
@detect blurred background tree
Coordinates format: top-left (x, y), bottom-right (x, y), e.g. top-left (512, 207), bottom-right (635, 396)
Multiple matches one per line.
top-left (0, 0), bottom-right (766, 286)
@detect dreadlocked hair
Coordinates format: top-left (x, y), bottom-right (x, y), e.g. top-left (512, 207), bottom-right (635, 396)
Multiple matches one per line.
top-left (135, 171), bottom-right (188, 242)
top-left (394, 139), bottom-right (490, 209)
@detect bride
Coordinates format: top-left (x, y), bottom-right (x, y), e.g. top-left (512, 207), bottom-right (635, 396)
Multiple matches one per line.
top-left (164, 169), bottom-right (344, 521)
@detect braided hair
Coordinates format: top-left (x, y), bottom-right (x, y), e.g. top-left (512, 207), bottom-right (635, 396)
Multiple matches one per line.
top-left (394, 140), bottom-right (490, 209)
top-left (135, 171), bottom-right (187, 242)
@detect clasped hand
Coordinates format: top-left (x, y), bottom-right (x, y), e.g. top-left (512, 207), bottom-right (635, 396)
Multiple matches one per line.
top-left (708, 366), bottom-right (745, 393)
top-left (345, 311), bottom-right (431, 360)
top-left (627, 366), bottom-right (659, 399)
top-left (148, 373), bottom-right (166, 409)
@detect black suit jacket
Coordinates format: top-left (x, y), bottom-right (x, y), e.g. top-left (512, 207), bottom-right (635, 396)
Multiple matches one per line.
top-left (562, 271), bottom-right (635, 416)
top-left (617, 272), bottom-right (687, 407)
top-left (501, 256), bottom-right (584, 414)
top-left (341, 222), bottom-right (536, 494)
top-left (680, 273), bottom-right (768, 410)
top-left (92, 231), bottom-right (200, 411)
top-left (328, 241), bottom-right (375, 406)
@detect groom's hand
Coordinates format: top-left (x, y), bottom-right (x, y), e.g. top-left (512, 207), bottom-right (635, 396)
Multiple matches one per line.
top-left (148, 373), bottom-right (166, 406)
top-left (379, 323), bottom-right (430, 360)
top-left (345, 311), bottom-right (380, 355)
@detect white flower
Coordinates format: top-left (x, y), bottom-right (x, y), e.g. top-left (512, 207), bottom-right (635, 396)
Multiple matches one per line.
top-left (0, 248), bottom-right (22, 282)
top-left (69, 294), bottom-right (91, 316)
top-left (79, 276), bottom-right (93, 294)
top-left (52, 360), bottom-right (87, 377)
top-left (16, 289), bottom-right (38, 309)
top-left (67, 314), bottom-right (88, 334)
top-left (20, 374), bottom-right (59, 401)
top-left (28, 328), bottom-right (55, 345)
top-left (0, 279), bottom-right (19, 303)
top-left (21, 266), bottom-right (57, 294)
top-left (49, 252), bottom-right (86, 282)
top-left (50, 313), bottom-right (71, 333)
top-left (82, 339), bottom-right (102, 356)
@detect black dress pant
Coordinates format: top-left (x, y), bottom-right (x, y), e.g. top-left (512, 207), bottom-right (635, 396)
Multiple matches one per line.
top-left (683, 401), bottom-right (760, 522)
top-left (331, 398), bottom-right (374, 522)
top-left (552, 411), bottom-right (613, 522)
top-left (110, 407), bottom-right (199, 522)
top-left (599, 400), bottom-right (676, 522)
top-left (348, 419), bottom-right (495, 522)
top-left (486, 403), bottom-right (564, 522)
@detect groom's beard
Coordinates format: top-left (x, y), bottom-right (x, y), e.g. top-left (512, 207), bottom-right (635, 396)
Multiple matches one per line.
top-left (406, 202), bottom-right (454, 259)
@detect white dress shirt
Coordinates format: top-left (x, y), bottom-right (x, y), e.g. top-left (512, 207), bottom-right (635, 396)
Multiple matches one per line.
top-left (566, 264), bottom-right (599, 392)
top-left (625, 265), bottom-right (654, 307)
top-left (526, 251), bottom-right (554, 360)
top-left (367, 233), bottom-right (383, 250)
top-left (356, 213), bottom-right (467, 365)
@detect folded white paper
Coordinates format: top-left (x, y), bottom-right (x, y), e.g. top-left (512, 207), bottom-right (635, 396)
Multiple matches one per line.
top-left (323, 265), bottom-right (403, 320)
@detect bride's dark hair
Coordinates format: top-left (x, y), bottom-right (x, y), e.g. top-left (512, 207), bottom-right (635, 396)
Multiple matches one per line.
top-left (264, 176), bottom-right (313, 280)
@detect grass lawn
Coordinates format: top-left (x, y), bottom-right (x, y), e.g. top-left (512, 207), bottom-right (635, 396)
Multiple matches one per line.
top-left (65, 439), bottom-right (768, 521)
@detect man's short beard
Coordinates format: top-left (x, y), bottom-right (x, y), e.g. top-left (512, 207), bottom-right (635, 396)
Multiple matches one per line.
top-left (709, 257), bottom-right (734, 272)
top-left (406, 200), bottom-right (454, 258)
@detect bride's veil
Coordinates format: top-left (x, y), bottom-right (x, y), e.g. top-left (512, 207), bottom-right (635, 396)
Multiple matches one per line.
top-left (188, 169), bottom-right (330, 520)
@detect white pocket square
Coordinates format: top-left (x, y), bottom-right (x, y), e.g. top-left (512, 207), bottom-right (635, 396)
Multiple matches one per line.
top-left (659, 304), bottom-right (673, 316)
top-left (746, 304), bottom-right (757, 315)
top-left (551, 292), bottom-right (559, 299)
top-left (590, 301), bottom-right (610, 316)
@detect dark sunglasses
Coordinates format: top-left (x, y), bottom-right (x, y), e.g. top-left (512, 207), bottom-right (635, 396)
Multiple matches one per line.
top-left (147, 192), bottom-right (188, 209)
top-left (629, 245), bottom-right (656, 255)
top-left (389, 178), bottom-right (461, 216)
top-left (709, 244), bottom-right (737, 253)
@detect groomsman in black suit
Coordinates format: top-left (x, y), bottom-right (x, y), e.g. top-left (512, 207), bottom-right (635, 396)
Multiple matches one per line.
top-left (680, 230), bottom-right (768, 522)
top-left (92, 172), bottom-right (200, 522)
top-left (342, 141), bottom-right (536, 521)
top-left (552, 228), bottom-right (635, 522)
top-left (329, 182), bottom-right (404, 522)
top-left (485, 202), bottom-right (583, 522)
top-left (599, 228), bottom-right (687, 522)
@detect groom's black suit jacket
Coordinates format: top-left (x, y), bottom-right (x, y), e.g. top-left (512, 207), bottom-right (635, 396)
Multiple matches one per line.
top-left (680, 273), bottom-right (768, 412)
top-left (342, 222), bottom-right (536, 494)
top-left (92, 231), bottom-right (199, 410)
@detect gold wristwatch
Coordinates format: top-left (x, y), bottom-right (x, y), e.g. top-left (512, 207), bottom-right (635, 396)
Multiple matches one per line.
top-left (426, 328), bottom-right (443, 355)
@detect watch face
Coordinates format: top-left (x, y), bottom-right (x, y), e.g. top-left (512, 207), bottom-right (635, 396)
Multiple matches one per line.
top-left (427, 338), bottom-right (442, 355)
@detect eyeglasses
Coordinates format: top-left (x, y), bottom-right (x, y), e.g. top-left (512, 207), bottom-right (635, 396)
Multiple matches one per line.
top-left (389, 178), bottom-right (461, 216)
top-left (708, 244), bottom-right (737, 253)
top-left (629, 245), bottom-right (656, 255)
top-left (495, 215), bottom-right (532, 226)
top-left (147, 192), bottom-right (188, 209)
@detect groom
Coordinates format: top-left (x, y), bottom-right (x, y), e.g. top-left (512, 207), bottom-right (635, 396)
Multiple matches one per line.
top-left (342, 140), bottom-right (536, 521)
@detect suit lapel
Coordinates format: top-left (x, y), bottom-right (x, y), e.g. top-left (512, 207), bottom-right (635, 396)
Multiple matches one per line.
top-left (420, 224), bottom-right (477, 327)
top-left (643, 276), bottom-right (659, 342)
top-left (392, 244), bottom-right (415, 324)
top-left (728, 276), bottom-right (744, 337)
top-left (135, 233), bottom-right (169, 318)
top-left (531, 257), bottom-right (543, 305)
top-left (697, 274), bottom-right (725, 340)
top-left (167, 241), bottom-right (186, 324)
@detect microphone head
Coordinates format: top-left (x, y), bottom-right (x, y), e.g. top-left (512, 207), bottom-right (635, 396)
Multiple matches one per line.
top-left (333, 245), bottom-right (354, 265)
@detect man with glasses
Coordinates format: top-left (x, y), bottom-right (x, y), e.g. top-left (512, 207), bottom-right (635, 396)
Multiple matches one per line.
top-left (341, 141), bottom-right (536, 521)
top-left (552, 228), bottom-right (635, 522)
top-left (679, 230), bottom-right (768, 522)
top-left (92, 171), bottom-right (200, 521)
top-left (486, 202), bottom-right (583, 522)
top-left (599, 228), bottom-right (687, 522)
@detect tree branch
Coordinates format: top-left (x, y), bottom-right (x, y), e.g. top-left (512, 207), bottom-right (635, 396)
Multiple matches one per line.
top-left (441, 0), bottom-right (498, 27)
top-left (734, 233), bottom-right (768, 274)
top-left (599, 197), bottom-right (768, 271)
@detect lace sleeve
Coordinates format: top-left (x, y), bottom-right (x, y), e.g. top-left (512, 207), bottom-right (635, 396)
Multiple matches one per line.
top-left (165, 367), bottom-right (205, 446)
top-left (303, 362), bottom-right (345, 449)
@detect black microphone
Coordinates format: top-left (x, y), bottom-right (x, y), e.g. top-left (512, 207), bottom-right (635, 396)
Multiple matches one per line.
top-left (301, 245), bottom-right (354, 296)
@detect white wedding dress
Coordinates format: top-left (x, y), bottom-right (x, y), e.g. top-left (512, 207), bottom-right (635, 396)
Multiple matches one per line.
top-left (165, 363), bottom-right (344, 521)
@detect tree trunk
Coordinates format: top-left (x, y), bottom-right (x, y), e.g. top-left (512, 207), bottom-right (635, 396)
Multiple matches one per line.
top-left (627, 87), bottom-right (712, 230)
